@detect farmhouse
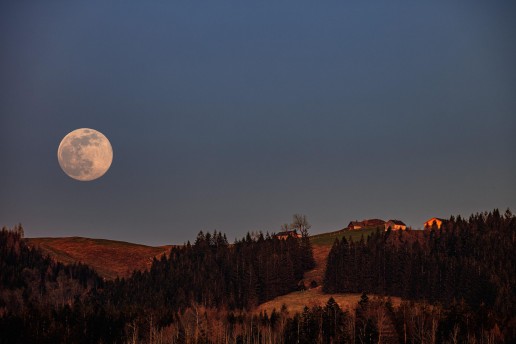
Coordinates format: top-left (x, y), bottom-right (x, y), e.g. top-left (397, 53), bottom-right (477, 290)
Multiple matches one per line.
top-left (275, 230), bottom-right (301, 240)
top-left (424, 217), bottom-right (447, 229)
top-left (384, 220), bottom-right (407, 231)
top-left (347, 221), bottom-right (363, 230)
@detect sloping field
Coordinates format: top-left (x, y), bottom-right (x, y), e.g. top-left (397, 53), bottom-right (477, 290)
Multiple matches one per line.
top-left (304, 228), bottom-right (377, 286)
top-left (259, 228), bottom-right (386, 314)
top-left (27, 237), bottom-right (173, 280)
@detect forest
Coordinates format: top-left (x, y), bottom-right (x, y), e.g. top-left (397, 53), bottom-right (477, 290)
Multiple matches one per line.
top-left (324, 209), bottom-right (515, 343)
top-left (0, 209), bottom-right (515, 343)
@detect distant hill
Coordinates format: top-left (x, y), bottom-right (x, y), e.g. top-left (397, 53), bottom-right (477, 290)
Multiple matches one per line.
top-left (25, 228), bottom-right (377, 281)
top-left (26, 237), bottom-right (173, 279)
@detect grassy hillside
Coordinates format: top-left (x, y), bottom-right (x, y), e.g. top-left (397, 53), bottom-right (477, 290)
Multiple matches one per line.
top-left (27, 237), bottom-right (172, 280)
top-left (303, 228), bottom-right (377, 286)
top-left (256, 287), bottom-right (401, 314)
top-left (259, 228), bottom-right (380, 313)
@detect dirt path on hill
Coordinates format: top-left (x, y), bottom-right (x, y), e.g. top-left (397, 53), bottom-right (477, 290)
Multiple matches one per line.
top-left (302, 244), bottom-right (332, 287)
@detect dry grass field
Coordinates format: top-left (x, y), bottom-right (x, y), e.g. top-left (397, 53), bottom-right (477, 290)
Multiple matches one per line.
top-left (256, 287), bottom-right (401, 315)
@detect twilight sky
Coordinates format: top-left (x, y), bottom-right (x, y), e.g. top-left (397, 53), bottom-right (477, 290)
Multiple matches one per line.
top-left (1, 1), bottom-right (515, 245)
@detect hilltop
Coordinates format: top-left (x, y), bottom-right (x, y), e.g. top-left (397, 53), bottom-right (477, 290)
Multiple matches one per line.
top-left (26, 237), bottom-right (173, 279)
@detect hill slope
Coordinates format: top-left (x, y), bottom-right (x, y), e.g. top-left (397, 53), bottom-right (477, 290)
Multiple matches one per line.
top-left (304, 228), bottom-right (377, 286)
top-left (26, 228), bottom-right (376, 282)
top-left (258, 228), bottom-right (382, 314)
top-left (27, 237), bottom-right (172, 279)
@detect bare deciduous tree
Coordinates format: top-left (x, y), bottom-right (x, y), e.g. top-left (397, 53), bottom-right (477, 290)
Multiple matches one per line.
top-left (291, 214), bottom-right (311, 237)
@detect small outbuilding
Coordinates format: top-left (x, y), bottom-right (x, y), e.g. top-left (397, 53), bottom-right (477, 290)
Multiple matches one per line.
top-left (384, 220), bottom-right (407, 231)
top-left (424, 217), bottom-right (447, 229)
top-left (347, 221), bottom-right (364, 230)
top-left (275, 230), bottom-right (301, 240)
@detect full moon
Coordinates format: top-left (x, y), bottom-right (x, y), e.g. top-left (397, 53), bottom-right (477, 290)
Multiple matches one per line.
top-left (57, 128), bottom-right (113, 181)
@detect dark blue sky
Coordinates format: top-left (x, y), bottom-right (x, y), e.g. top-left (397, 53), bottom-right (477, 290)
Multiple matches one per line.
top-left (1, 1), bottom-right (515, 245)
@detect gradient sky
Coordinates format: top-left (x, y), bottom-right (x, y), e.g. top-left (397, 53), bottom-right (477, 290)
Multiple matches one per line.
top-left (1, 1), bottom-right (515, 245)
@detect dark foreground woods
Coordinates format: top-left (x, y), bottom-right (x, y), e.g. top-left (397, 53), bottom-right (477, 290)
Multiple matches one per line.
top-left (1, 209), bottom-right (515, 343)
top-left (0, 227), bottom-right (314, 343)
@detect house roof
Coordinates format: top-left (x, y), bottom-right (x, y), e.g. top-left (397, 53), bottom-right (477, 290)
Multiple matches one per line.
top-left (364, 219), bottom-right (386, 226)
top-left (424, 217), bottom-right (447, 223)
top-left (387, 220), bottom-right (406, 226)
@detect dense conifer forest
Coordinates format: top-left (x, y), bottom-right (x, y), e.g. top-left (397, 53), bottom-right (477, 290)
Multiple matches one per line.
top-left (0, 209), bottom-right (514, 343)
top-left (324, 209), bottom-right (516, 342)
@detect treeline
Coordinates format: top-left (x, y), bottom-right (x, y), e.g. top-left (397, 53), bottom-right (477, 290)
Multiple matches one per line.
top-left (76, 294), bottom-right (503, 344)
top-left (324, 208), bottom-right (516, 342)
top-left (129, 296), bottom-right (361, 343)
top-left (0, 225), bottom-right (103, 303)
top-left (0, 225), bottom-right (104, 343)
top-left (99, 229), bottom-right (314, 313)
